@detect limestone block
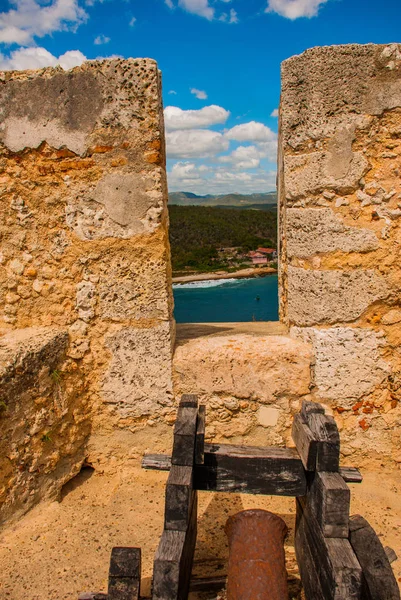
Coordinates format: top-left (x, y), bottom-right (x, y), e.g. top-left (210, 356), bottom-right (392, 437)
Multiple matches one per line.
top-left (287, 208), bottom-right (379, 258)
top-left (280, 44), bottom-right (401, 149)
top-left (382, 309), bottom-right (401, 325)
top-left (287, 266), bottom-right (389, 326)
top-left (258, 406), bottom-right (280, 428)
top-left (76, 281), bottom-right (97, 322)
top-left (173, 334), bottom-right (311, 405)
top-left (0, 58), bottom-right (161, 155)
top-left (66, 172), bottom-right (164, 240)
top-left (291, 327), bottom-right (390, 405)
top-left (98, 254), bottom-right (169, 321)
top-left (102, 322), bottom-right (174, 418)
top-left (284, 151), bottom-right (368, 200)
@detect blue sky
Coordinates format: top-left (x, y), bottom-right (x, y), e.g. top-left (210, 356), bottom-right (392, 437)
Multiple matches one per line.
top-left (0, 0), bottom-right (401, 195)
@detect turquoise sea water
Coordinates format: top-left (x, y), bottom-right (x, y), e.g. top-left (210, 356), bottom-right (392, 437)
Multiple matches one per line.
top-left (173, 275), bottom-right (279, 323)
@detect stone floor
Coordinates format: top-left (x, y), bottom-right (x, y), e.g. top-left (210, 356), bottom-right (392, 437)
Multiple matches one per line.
top-left (0, 462), bottom-right (400, 599)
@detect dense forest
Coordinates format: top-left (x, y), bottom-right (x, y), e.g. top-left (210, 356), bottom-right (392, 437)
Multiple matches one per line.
top-left (168, 205), bottom-right (277, 273)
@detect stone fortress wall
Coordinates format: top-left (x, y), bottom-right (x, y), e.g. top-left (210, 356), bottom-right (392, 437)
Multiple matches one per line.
top-left (0, 59), bottom-right (175, 526)
top-left (279, 44), bottom-right (401, 466)
top-left (0, 44), bottom-right (400, 528)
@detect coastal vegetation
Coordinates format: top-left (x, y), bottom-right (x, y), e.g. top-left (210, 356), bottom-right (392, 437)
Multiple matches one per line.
top-left (168, 204), bottom-right (277, 273)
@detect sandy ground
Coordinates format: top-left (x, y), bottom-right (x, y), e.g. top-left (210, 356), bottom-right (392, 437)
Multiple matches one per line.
top-left (175, 321), bottom-right (287, 344)
top-left (172, 267), bottom-right (276, 284)
top-left (0, 462), bottom-right (400, 600)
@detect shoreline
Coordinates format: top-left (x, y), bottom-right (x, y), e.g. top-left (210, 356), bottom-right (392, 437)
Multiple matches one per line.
top-left (172, 266), bottom-right (277, 284)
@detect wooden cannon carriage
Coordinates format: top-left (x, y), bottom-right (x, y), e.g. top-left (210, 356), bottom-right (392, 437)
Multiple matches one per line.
top-left (81, 396), bottom-right (399, 600)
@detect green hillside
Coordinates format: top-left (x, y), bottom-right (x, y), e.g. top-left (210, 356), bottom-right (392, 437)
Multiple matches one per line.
top-left (169, 191), bottom-right (277, 207)
top-left (169, 205), bottom-right (277, 273)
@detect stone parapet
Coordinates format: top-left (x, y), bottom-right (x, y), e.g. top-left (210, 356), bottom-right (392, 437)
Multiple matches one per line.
top-left (0, 59), bottom-right (174, 465)
top-left (279, 44), bottom-right (401, 465)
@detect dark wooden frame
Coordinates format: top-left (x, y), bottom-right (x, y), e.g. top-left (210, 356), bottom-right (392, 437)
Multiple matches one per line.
top-left (79, 398), bottom-right (398, 600)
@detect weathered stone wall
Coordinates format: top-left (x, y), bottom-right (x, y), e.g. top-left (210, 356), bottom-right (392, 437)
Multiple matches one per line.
top-left (173, 329), bottom-right (312, 447)
top-left (279, 44), bottom-right (401, 466)
top-left (0, 327), bottom-right (91, 527)
top-left (0, 59), bottom-right (174, 469)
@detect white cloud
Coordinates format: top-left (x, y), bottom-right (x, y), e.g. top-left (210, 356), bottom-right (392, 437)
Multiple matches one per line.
top-left (256, 140), bottom-right (278, 162)
top-left (266, 0), bottom-right (329, 19)
top-left (225, 121), bottom-right (277, 143)
top-left (129, 16), bottom-right (136, 26)
top-left (191, 87), bottom-right (208, 100)
top-left (164, 105), bottom-right (230, 131)
top-left (94, 34), bottom-right (110, 44)
top-left (229, 9), bottom-right (238, 23)
top-left (168, 90), bottom-right (178, 95)
top-left (178, 0), bottom-right (214, 20)
top-left (0, 0), bottom-right (88, 45)
top-left (166, 129), bottom-right (229, 158)
top-left (0, 46), bottom-right (87, 70)
top-left (271, 108), bottom-right (279, 117)
top-left (219, 8), bottom-right (238, 22)
top-left (165, 0), bottom-right (174, 8)
top-left (168, 161), bottom-right (277, 194)
top-left (219, 145), bottom-right (263, 169)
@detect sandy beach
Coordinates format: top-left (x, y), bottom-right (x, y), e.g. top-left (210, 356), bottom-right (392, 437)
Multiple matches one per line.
top-left (172, 266), bottom-right (277, 284)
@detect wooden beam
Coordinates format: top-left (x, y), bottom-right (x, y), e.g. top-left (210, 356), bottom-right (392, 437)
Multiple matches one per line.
top-left (339, 467), bottom-right (363, 484)
top-left (292, 413), bottom-right (317, 471)
top-left (295, 499), bottom-right (362, 600)
top-left (171, 399), bottom-right (198, 467)
top-left (189, 577), bottom-right (226, 593)
top-left (300, 471), bottom-right (350, 538)
top-left (384, 546), bottom-right (398, 565)
top-left (142, 454), bottom-right (171, 471)
top-left (195, 405), bottom-right (206, 465)
top-left (292, 408), bottom-right (340, 472)
top-left (141, 453), bottom-right (363, 485)
top-left (152, 495), bottom-right (197, 600)
top-left (108, 547), bottom-right (141, 600)
top-left (165, 466), bottom-right (196, 532)
top-left (179, 394), bottom-right (198, 408)
top-left (349, 515), bottom-right (400, 600)
top-left (195, 443), bottom-right (307, 496)
top-left (300, 400), bottom-right (325, 421)
top-left (308, 413), bottom-right (340, 472)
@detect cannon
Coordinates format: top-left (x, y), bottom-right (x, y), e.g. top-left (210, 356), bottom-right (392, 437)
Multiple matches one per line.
top-left (80, 396), bottom-right (400, 600)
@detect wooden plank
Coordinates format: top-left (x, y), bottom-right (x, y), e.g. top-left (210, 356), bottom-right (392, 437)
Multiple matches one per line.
top-left (349, 515), bottom-right (400, 600)
top-left (142, 454), bottom-right (171, 471)
top-left (194, 443), bottom-right (306, 496)
top-left (189, 577), bottom-right (226, 593)
top-left (339, 467), bottom-right (363, 483)
top-left (195, 405), bottom-right (206, 465)
top-left (180, 394), bottom-right (198, 408)
top-left (171, 404), bottom-right (198, 467)
top-left (108, 547), bottom-right (141, 600)
top-left (165, 466), bottom-right (195, 532)
top-left (307, 413), bottom-right (340, 472)
top-left (292, 413), bottom-right (318, 471)
top-left (294, 512), bottom-right (325, 600)
top-left (296, 499), bottom-right (362, 600)
top-left (384, 546), bottom-right (398, 565)
top-left (301, 471), bottom-right (350, 538)
top-left (152, 494), bottom-right (197, 600)
top-left (142, 453), bottom-right (363, 486)
top-left (300, 400), bottom-right (325, 421)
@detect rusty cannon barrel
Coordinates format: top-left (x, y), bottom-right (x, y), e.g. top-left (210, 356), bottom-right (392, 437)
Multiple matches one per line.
top-left (225, 509), bottom-right (289, 600)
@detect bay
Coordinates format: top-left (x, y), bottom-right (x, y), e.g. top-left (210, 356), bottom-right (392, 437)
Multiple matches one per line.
top-left (173, 275), bottom-right (279, 323)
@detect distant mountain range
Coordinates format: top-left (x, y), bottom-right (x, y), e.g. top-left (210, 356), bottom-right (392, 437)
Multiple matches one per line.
top-left (168, 191), bottom-right (277, 207)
